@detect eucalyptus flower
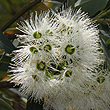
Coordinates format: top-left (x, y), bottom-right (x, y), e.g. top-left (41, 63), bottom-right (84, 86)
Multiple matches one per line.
top-left (8, 7), bottom-right (107, 110)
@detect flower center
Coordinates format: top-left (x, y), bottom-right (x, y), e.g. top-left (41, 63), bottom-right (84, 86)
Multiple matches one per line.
top-left (97, 76), bottom-right (105, 83)
top-left (65, 44), bottom-right (75, 55)
top-left (29, 47), bottom-right (38, 54)
top-left (33, 31), bottom-right (42, 39)
top-left (36, 61), bottom-right (46, 71)
top-left (44, 45), bottom-right (52, 52)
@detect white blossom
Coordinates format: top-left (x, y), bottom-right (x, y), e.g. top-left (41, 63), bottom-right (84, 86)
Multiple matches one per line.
top-left (8, 7), bottom-right (109, 110)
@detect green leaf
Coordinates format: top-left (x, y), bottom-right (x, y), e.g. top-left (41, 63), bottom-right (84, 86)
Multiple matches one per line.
top-left (0, 55), bottom-right (11, 64)
top-left (104, 0), bottom-right (110, 9)
top-left (99, 36), bottom-right (110, 65)
top-left (75, 0), bottom-right (109, 16)
top-left (68, 0), bottom-right (78, 8)
top-left (0, 70), bottom-right (7, 79)
top-left (0, 94), bottom-right (14, 110)
top-left (32, 2), bottom-right (50, 14)
top-left (0, 63), bottom-right (9, 72)
top-left (12, 101), bottom-right (25, 110)
top-left (0, 30), bottom-right (15, 54)
top-left (100, 29), bottom-right (110, 38)
top-left (105, 38), bottom-right (110, 44)
top-left (32, 1), bottom-right (57, 15)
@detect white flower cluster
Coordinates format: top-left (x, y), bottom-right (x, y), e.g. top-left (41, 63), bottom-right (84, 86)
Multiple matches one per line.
top-left (8, 7), bottom-right (110, 110)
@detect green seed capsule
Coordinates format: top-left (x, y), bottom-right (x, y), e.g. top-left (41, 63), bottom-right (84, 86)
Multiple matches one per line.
top-left (33, 31), bottom-right (42, 39)
top-left (36, 61), bottom-right (46, 71)
top-left (97, 76), bottom-right (105, 83)
top-left (65, 44), bottom-right (75, 55)
top-left (44, 45), bottom-right (52, 52)
top-left (29, 47), bottom-right (38, 54)
top-left (65, 71), bottom-right (72, 77)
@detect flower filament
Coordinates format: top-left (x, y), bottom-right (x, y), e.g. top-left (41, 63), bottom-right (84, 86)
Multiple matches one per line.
top-left (65, 70), bottom-right (72, 77)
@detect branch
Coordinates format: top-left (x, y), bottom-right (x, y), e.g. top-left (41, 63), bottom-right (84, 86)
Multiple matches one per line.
top-left (1, 0), bottom-right (41, 32)
top-left (95, 9), bottom-right (110, 19)
top-left (95, 18), bottom-right (110, 25)
top-left (0, 81), bottom-right (19, 88)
